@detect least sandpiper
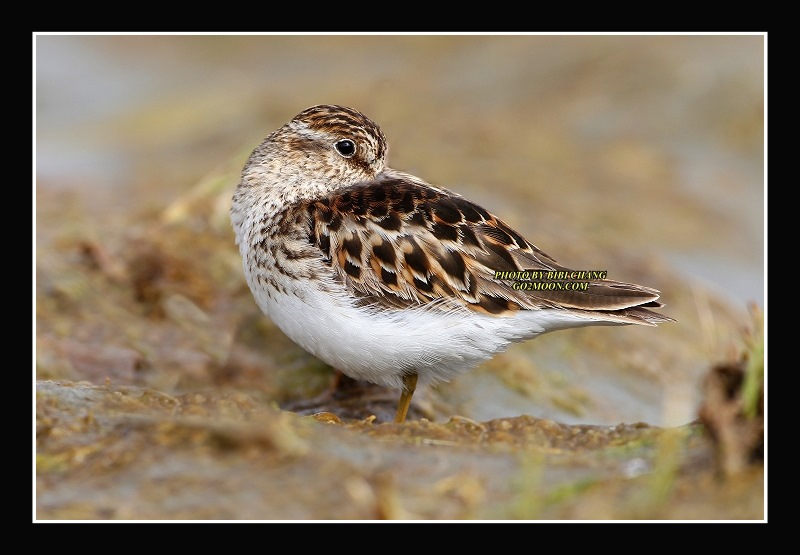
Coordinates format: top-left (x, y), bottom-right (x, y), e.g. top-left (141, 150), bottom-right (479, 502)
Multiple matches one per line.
top-left (230, 105), bottom-right (673, 423)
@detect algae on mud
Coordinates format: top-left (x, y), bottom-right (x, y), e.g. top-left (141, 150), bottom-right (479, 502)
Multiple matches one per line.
top-left (36, 377), bottom-right (763, 520)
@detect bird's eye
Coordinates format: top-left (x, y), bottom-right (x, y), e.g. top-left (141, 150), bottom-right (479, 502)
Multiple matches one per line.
top-left (334, 139), bottom-right (356, 157)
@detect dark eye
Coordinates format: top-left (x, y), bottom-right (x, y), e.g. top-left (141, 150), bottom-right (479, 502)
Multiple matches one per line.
top-left (334, 139), bottom-right (356, 157)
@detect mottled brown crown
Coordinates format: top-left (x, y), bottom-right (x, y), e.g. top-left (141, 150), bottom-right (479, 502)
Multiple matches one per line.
top-left (292, 105), bottom-right (387, 165)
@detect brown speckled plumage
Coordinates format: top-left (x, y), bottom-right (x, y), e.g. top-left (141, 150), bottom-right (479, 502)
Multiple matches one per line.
top-left (230, 104), bottom-right (674, 423)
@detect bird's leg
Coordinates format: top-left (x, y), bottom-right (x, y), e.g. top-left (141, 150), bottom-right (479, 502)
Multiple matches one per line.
top-left (394, 372), bottom-right (419, 423)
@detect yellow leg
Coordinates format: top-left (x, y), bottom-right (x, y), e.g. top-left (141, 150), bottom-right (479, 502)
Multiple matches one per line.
top-left (394, 372), bottom-right (419, 424)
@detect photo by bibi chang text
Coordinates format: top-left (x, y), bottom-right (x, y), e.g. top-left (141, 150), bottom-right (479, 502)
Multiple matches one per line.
top-left (492, 270), bottom-right (609, 291)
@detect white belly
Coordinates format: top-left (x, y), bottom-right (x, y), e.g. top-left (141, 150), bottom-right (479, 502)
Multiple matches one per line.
top-left (253, 280), bottom-right (607, 390)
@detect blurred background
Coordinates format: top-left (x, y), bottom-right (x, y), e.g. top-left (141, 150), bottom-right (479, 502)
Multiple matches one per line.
top-left (35, 34), bottom-right (764, 428)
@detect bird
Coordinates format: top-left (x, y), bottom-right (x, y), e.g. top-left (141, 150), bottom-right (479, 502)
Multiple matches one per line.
top-left (230, 104), bottom-right (674, 423)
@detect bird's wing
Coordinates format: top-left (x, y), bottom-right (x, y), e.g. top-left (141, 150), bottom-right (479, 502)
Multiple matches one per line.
top-left (300, 173), bottom-right (672, 324)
